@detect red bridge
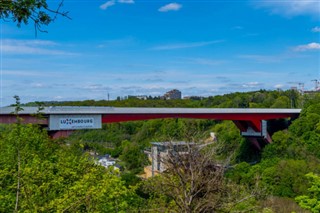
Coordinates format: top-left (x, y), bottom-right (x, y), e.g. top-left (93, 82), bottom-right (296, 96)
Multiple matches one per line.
top-left (0, 107), bottom-right (300, 147)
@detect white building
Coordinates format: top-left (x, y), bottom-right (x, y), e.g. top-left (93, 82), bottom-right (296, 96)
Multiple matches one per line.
top-left (96, 154), bottom-right (117, 169)
top-left (163, 89), bottom-right (182, 100)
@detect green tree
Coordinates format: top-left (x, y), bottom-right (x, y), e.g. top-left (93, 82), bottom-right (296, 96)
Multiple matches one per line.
top-left (120, 141), bottom-right (148, 173)
top-left (271, 96), bottom-right (290, 108)
top-left (262, 131), bottom-right (291, 159)
top-left (0, 124), bottom-right (143, 212)
top-left (1, 0), bottom-right (70, 33)
top-left (213, 121), bottom-right (246, 162)
top-left (296, 173), bottom-right (320, 213)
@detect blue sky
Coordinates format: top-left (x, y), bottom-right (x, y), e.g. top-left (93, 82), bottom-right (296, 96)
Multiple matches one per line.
top-left (1, 0), bottom-right (320, 106)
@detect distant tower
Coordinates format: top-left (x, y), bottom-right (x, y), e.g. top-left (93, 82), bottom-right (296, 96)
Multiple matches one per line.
top-left (288, 82), bottom-right (304, 94)
top-left (298, 83), bottom-right (304, 94)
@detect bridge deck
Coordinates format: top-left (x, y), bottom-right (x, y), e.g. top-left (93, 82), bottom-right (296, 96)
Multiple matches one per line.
top-left (0, 106), bottom-right (301, 115)
top-left (0, 107), bottom-right (301, 141)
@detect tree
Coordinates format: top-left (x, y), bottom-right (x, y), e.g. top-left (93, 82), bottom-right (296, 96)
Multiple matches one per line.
top-left (0, 97), bottom-right (142, 212)
top-left (295, 173), bottom-right (320, 213)
top-left (0, 123), bottom-right (143, 212)
top-left (119, 141), bottom-right (148, 173)
top-left (0, 0), bottom-right (70, 34)
top-left (144, 142), bottom-right (224, 212)
top-left (271, 96), bottom-right (290, 108)
top-left (143, 142), bottom-right (259, 212)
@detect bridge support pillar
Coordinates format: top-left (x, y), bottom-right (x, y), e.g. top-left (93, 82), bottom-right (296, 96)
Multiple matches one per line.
top-left (233, 120), bottom-right (272, 148)
top-left (247, 138), bottom-right (261, 150)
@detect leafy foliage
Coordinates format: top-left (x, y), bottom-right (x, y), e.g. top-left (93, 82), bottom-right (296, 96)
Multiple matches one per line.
top-left (3, 90), bottom-right (319, 212)
top-left (0, 124), bottom-right (141, 212)
top-left (0, 0), bottom-right (70, 33)
top-left (296, 173), bottom-right (320, 213)
top-left (24, 89), bottom-right (302, 109)
top-left (227, 93), bottom-right (320, 202)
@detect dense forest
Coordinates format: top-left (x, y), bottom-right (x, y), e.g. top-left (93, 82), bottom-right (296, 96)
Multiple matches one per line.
top-left (1, 90), bottom-right (319, 212)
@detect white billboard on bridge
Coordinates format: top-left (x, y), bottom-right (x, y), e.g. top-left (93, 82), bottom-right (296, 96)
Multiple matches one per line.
top-left (49, 115), bottom-right (102, 130)
top-left (59, 117), bottom-right (95, 129)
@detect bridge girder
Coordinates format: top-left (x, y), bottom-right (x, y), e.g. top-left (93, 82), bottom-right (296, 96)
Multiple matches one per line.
top-left (0, 107), bottom-right (300, 143)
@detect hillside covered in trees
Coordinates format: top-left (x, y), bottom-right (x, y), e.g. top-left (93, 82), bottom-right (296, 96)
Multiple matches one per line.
top-left (1, 90), bottom-right (320, 212)
top-left (24, 89), bottom-right (300, 109)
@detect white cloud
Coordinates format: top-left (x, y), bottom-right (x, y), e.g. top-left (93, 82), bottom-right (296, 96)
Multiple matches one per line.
top-left (97, 37), bottom-right (135, 48)
top-left (232, 26), bottom-right (244, 30)
top-left (3, 45), bottom-right (65, 55)
top-left (1, 39), bottom-right (74, 55)
top-left (312, 26), bottom-right (320, 32)
top-left (238, 54), bottom-right (283, 63)
top-left (152, 40), bottom-right (224, 50)
top-left (254, 1), bottom-right (320, 17)
top-left (242, 82), bottom-right (262, 88)
top-left (294, 42), bottom-right (320, 51)
top-left (54, 96), bottom-right (64, 100)
top-left (2, 70), bottom-right (64, 77)
top-left (31, 83), bottom-right (48, 88)
top-left (3, 39), bottom-right (57, 46)
top-left (100, 0), bottom-right (134, 10)
top-left (118, 0), bottom-right (134, 3)
top-left (82, 84), bottom-right (111, 91)
top-left (158, 3), bottom-right (182, 12)
top-left (100, 0), bottom-right (115, 10)
top-left (274, 84), bottom-right (284, 89)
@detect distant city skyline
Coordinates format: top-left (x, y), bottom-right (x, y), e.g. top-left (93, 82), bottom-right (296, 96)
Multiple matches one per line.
top-left (1, 0), bottom-right (319, 106)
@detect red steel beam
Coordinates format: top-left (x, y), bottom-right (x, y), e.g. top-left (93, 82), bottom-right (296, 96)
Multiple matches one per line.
top-left (233, 120), bottom-right (248, 132)
top-left (101, 113), bottom-right (297, 123)
top-left (0, 115), bottom-right (48, 125)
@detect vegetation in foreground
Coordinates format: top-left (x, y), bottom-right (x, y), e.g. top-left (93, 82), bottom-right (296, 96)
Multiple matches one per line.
top-left (1, 90), bottom-right (319, 212)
